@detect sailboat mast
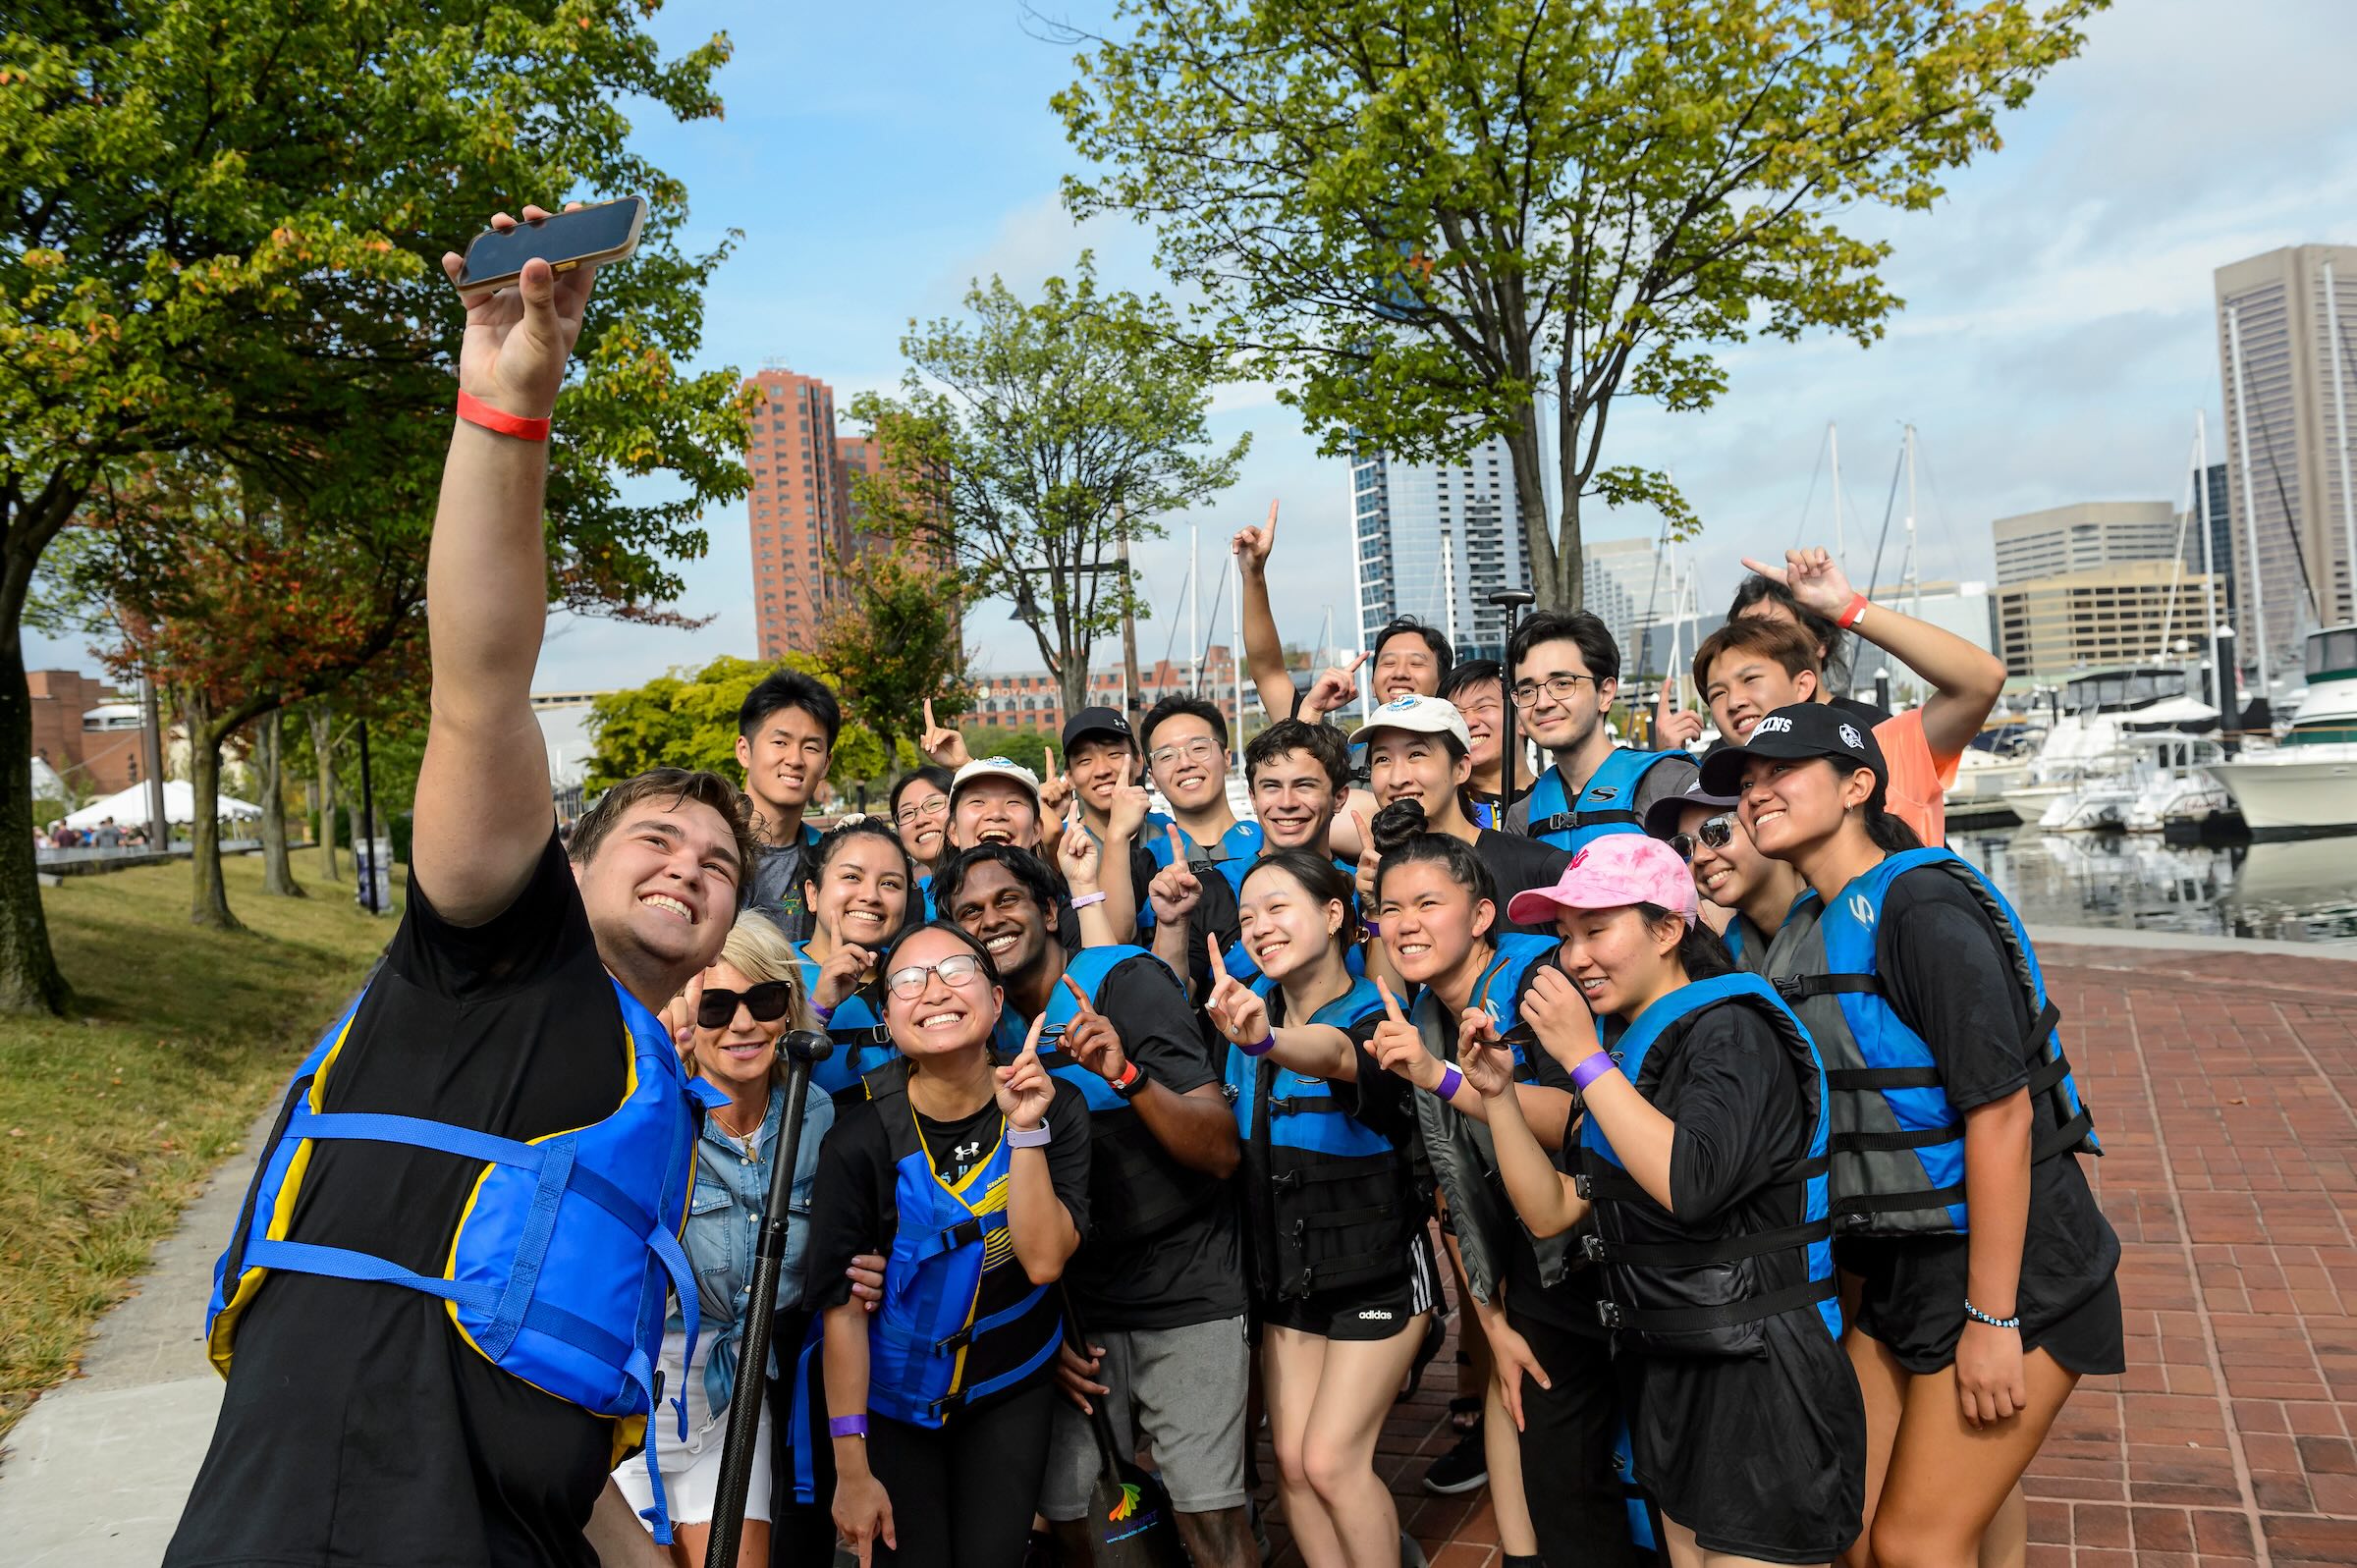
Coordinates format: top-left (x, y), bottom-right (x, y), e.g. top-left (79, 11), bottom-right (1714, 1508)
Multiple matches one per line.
top-left (2227, 302), bottom-right (2273, 703)
top-left (1187, 524), bottom-right (1200, 695)
top-left (2196, 411), bottom-right (2222, 711)
top-left (1829, 421), bottom-right (1845, 568)
top-left (1903, 424), bottom-right (1921, 703)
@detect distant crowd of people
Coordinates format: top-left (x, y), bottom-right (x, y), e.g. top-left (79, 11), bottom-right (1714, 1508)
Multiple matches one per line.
top-left (164, 209), bottom-right (2118, 1568)
top-left (38, 815), bottom-right (144, 849)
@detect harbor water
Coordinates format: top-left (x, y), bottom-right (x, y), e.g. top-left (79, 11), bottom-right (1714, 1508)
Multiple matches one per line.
top-left (1951, 826), bottom-right (2357, 948)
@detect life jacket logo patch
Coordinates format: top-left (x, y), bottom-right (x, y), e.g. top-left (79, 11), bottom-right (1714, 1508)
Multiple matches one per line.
top-left (1848, 892), bottom-right (1876, 926)
top-left (1589, 785), bottom-right (1620, 801)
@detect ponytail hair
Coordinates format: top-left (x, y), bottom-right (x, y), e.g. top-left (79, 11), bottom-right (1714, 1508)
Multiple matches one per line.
top-left (1637, 901), bottom-right (1736, 983)
top-left (1859, 780), bottom-right (1923, 854)
top-left (1371, 801), bottom-right (1499, 914)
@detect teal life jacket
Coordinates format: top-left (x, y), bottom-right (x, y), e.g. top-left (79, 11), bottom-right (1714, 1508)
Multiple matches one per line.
top-left (859, 1064), bottom-right (1065, 1428)
top-left (994, 945), bottom-right (1224, 1239)
top-left (1407, 934), bottom-right (1573, 1304)
top-left (204, 977), bottom-right (715, 1544)
top-left (1225, 976), bottom-right (1410, 1300)
top-left (1577, 974), bottom-right (1839, 1355)
top-left (1765, 847), bottom-right (2100, 1238)
top-left (794, 943), bottom-right (901, 1102)
top-left (1523, 748), bottom-right (1685, 852)
top-left (1145, 815), bottom-right (1263, 874)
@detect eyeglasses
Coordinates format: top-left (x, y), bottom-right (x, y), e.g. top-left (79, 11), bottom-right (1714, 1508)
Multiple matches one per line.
top-left (885, 952), bottom-right (987, 999)
top-left (894, 797), bottom-right (950, 827)
top-left (697, 982), bottom-right (796, 1030)
top-left (1508, 673), bottom-right (1598, 709)
top-left (1669, 814), bottom-right (1737, 862)
top-left (1148, 738), bottom-right (1223, 769)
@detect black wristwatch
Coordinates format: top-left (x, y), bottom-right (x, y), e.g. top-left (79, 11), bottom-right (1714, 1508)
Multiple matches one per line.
top-left (1109, 1060), bottom-right (1148, 1100)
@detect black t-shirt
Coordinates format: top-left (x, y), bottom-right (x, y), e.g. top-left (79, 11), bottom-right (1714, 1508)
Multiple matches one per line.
top-left (803, 1078), bottom-right (1093, 1403)
top-left (1845, 868), bottom-right (2122, 1368)
top-left (747, 827), bottom-right (820, 942)
top-left (1066, 956), bottom-right (1246, 1329)
top-left (169, 833), bottom-right (631, 1568)
top-left (1653, 1004), bottom-right (1809, 1238)
top-left (1473, 829), bottom-right (1573, 938)
top-left (1499, 973), bottom-right (1608, 1336)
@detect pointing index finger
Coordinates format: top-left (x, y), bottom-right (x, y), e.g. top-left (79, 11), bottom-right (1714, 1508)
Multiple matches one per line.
top-left (1022, 1008), bottom-right (1050, 1056)
top-left (1060, 972), bottom-right (1096, 1016)
top-left (1375, 975), bottom-right (1408, 1026)
top-left (923, 698), bottom-right (938, 731)
top-left (1346, 650), bottom-right (1369, 676)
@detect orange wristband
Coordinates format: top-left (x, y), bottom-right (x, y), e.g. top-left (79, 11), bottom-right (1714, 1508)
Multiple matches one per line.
top-left (456, 389), bottom-right (551, 442)
top-left (1836, 592), bottom-right (1870, 630)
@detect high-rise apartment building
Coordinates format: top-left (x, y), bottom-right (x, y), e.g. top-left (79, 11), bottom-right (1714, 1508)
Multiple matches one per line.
top-left (744, 367), bottom-right (853, 662)
top-left (1582, 536), bottom-right (1674, 672)
top-left (2214, 244), bottom-right (2357, 675)
top-left (1351, 432), bottom-right (1528, 663)
top-left (1991, 501), bottom-right (2186, 586)
top-left (1995, 562), bottom-right (2216, 679)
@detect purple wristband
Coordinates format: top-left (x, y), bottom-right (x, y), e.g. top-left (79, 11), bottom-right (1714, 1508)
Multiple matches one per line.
top-left (1570, 1051), bottom-right (1618, 1092)
top-left (1240, 1032), bottom-right (1277, 1058)
top-left (1432, 1063), bottom-right (1464, 1101)
top-left (829, 1414), bottom-right (867, 1439)
top-left (809, 1000), bottom-right (834, 1024)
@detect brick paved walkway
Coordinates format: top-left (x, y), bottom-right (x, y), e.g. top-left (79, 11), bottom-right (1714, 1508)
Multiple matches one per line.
top-left (1255, 946), bottom-right (2357, 1568)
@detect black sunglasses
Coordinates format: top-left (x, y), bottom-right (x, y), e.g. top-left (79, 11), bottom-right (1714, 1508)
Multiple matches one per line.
top-left (697, 981), bottom-right (796, 1029)
top-left (1669, 813), bottom-right (1736, 862)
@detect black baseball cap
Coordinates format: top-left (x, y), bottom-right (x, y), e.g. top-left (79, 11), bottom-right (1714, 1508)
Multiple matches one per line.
top-left (1642, 778), bottom-right (1742, 840)
top-left (1061, 706), bottom-right (1133, 751)
top-left (1698, 702), bottom-right (1887, 797)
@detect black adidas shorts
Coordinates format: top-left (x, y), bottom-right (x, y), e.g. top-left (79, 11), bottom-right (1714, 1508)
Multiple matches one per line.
top-left (1257, 1230), bottom-right (1442, 1342)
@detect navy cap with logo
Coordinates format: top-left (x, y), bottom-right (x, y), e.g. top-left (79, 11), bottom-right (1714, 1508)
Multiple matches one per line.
top-left (1060, 705), bottom-right (1133, 751)
top-left (1698, 701), bottom-right (1887, 797)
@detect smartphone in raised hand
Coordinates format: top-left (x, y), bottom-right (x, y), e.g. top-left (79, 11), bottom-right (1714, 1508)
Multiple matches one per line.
top-left (452, 197), bottom-right (644, 294)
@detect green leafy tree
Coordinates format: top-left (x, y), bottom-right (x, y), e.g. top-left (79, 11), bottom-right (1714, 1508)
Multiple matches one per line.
top-left (814, 541), bottom-right (972, 761)
top-left (1055, 0), bottom-right (2101, 610)
top-left (586, 655), bottom-right (891, 804)
top-left (0, 1), bottom-right (749, 1010)
top-left (850, 254), bottom-right (1247, 721)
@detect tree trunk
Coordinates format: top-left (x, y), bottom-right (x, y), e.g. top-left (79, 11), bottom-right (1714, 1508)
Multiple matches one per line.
top-left (257, 711), bottom-right (304, 897)
top-left (1505, 398), bottom-right (1578, 613)
top-left (182, 685), bottom-right (242, 931)
top-left (308, 701), bottom-right (340, 883)
top-left (0, 618), bottom-right (72, 1013)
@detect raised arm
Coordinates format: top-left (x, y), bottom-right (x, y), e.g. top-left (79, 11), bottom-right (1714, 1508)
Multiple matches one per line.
top-left (1234, 503), bottom-right (1299, 721)
top-left (1745, 548), bottom-right (2007, 760)
top-left (414, 205), bottom-right (597, 925)
top-left (1201, 939), bottom-right (1361, 1082)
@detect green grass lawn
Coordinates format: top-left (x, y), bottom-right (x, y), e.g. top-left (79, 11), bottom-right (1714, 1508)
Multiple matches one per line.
top-left (0, 852), bottom-right (403, 1437)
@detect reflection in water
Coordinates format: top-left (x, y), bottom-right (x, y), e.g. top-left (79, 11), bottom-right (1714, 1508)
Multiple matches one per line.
top-left (1951, 830), bottom-right (2357, 948)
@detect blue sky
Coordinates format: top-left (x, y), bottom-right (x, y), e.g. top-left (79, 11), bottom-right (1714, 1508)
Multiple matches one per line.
top-left (31, 0), bottom-right (2357, 691)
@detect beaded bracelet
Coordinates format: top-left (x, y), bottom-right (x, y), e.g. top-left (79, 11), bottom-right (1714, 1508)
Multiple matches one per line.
top-left (1962, 1298), bottom-right (2021, 1330)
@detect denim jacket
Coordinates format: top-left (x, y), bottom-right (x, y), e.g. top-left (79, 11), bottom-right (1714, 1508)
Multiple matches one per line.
top-left (680, 1077), bottom-right (834, 1415)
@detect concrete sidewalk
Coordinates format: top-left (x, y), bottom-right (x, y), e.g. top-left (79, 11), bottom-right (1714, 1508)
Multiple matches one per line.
top-left (0, 1110), bottom-right (268, 1565)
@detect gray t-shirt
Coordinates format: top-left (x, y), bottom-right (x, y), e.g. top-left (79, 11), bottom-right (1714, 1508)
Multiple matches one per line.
top-left (744, 826), bottom-right (820, 942)
top-left (1504, 749), bottom-right (1699, 838)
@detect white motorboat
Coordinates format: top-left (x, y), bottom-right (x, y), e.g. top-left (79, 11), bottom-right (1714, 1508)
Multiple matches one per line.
top-left (2037, 778), bottom-right (2135, 833)
top-left (2123, 732), bottom-right (2237, 835)
top-left (1952, 747), bottom-right (2029, 801)
top-left (2212, 626), bottom-right (2357, 834)
top-left (2001, 667), bottom-right (2220, 828)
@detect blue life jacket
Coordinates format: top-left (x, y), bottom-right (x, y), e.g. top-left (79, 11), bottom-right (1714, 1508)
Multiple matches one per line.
top-left (1522, 748), bottom-right (1685, 852)
top-left (794, 943), bottom-right (901, 1102)
top-left (995, 945), bottom-right (1223, 1239)
top-left (205, 978), bottom-right (714, 1543)
top-left (859, 1064), bottom-right (1065, 1428)
top-left (1225, 976), bottom-right (1409, 1300)
top-left (1146, 815), bottom-right (1264, 873)
top-left (1613, 1423), bottom-right (1661, 1551)
top-left (915, 873), bottom-right (937, 922)
top-left (1084, 810), bottom-right (1178, 934)
top-left (1206, 853), bottom-right (1366, 991)
top-left (1407, 934), bottom-right (1568, 1304)
top-left (1578, 974), bottom-right (1839, 1354)
top-left (1764, 847), bottom-right (2099, 1237)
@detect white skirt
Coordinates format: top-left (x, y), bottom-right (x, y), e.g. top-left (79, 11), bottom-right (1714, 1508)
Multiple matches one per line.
top-left (612, 1327), bottom-right (774, 1526)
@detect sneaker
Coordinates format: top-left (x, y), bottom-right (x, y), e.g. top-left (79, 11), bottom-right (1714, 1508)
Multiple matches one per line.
top-left (1400, 1530), bottom-right (1430, 1568)
top-left (1420, 1426), bottom-right (1488, 1495)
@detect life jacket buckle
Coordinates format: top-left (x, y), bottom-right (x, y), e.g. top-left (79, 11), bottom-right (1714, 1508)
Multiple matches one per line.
top-left (1578, 1232), bottom-right (1609, 1263)
top-left (1573, 1172), bottom-right (1593, 1199)
top-left (1595, 1300), bottom-right (1623, 1330)
top-left (932, 1325), bottom-right (974, 1354)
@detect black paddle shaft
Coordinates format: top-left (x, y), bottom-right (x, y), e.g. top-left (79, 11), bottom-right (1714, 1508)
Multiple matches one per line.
top-left (1489, 588), bottom-right (1535, 820)
top-left (704, 1029), bottom-right (833, 1568)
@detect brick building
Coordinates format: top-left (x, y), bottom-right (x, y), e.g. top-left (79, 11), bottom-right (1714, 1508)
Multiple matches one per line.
top-left (744, 367), bottom-right (855, 661)
top-left (27, 670), bottom-right (146, 799)
top-left (966, 645), bottom-right (1301, 735)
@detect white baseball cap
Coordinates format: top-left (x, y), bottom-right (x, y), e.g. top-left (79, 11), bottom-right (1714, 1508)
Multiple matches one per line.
top-left (950, 756), bottom-right (1043, 810)
top-left (1355, 693), bottom-right (1473, 753)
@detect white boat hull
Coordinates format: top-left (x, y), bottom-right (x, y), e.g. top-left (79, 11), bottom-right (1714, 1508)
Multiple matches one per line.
top-left (2212, 749), bottom-right (2357, 833)
top-left (2000, 784), bottom-right (2074, 824)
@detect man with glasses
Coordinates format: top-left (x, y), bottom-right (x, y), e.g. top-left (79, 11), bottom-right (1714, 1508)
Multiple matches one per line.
top-left (1138, 694), bottom-right (1262, 874)
top-left (1503, 610), bottom-right (1698, 853)
top-left (931, 844), bottom-right (1256, 1568)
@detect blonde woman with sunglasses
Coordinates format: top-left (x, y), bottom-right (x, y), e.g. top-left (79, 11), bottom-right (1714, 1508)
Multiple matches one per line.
top-left (618, 916), bottom-right (833, 1567)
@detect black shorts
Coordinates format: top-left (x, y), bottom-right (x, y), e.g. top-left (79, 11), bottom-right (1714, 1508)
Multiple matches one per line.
top-left (1841, 1235), bottom-right (2127, 1379)
top-left (1257, 1231), bottom-right (1440, 1342)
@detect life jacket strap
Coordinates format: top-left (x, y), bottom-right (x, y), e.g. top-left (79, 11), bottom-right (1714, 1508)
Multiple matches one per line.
top-left (1833, 1181), bottom-right (1968, 1219)
top-left (926, 1313), bottom-right (1063, 1420)
top-left (933, 1281), bottom-right (1049, 1355)
top-left (1265, 1094), bottom-right (1350, 1117)
top-left (1577, 1216), bottom-right (1832, 1270)
top-left (1826, 1064), bottom-right (1943, 1090)
top-left (1772, 972), bottom-right (1883, 1001)
top-left (1834, 1123), bottom-right (1965, 1154)
top-left (1531, 808), bottom-right (1641, 836)
top-left (912, 1211), bottom-right (1007, 1264)
top-left (1595, 1273), bottom-right (1836, 1335)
